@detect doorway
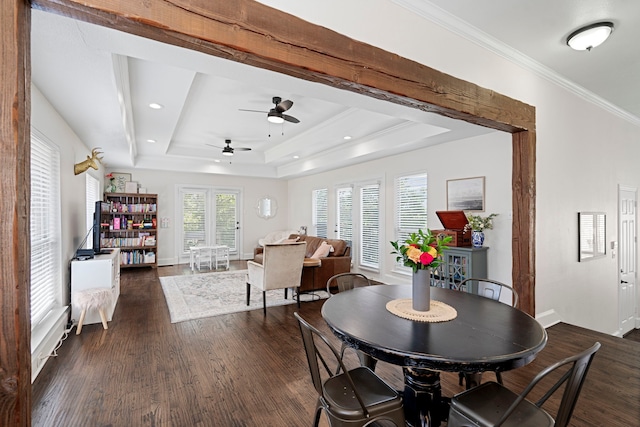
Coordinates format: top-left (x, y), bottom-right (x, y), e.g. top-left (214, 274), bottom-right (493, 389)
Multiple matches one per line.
top-left (618, 185), bottom-right (637, 335)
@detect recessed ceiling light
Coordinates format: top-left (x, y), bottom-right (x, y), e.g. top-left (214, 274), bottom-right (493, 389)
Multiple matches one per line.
top-left (293, 155), bottom-right (300, 159)
top-left (567, 22), bottom-right (614, 51)
top-left (148, 103), bottom-right (163, 109)
top-left (146, 139), bottom-right (157, 143)
top-left (214, 159), bottom-right (221, 163)
top-left (343, 136), bottom-right (352, 140)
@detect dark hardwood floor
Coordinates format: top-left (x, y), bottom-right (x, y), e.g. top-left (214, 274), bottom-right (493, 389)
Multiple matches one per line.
top-left (31, 262), bottom-right (640, 426)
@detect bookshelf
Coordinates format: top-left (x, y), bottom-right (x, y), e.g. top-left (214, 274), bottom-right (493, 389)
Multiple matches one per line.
top-left (101, 193), bottom-right (158, 268)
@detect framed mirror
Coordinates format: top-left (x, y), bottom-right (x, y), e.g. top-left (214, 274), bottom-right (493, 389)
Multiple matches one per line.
top-left (578, 212), bottom-right (606, 261)
top-left (257, 196), bottom-right (277, 219)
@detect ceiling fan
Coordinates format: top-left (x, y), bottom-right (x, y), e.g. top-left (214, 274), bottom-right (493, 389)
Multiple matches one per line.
top-left (206, 139), bottom-right (251, 157)
top-left (240, 96), bottom-right (300, 124)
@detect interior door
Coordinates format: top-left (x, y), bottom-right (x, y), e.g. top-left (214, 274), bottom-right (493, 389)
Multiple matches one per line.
top-left (619, 185), bottom-right (637, 335)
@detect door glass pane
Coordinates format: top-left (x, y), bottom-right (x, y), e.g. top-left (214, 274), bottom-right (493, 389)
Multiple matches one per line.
top-left (182, 190), bottom-right (206, 251)
top-left (215, 192), bottom-right (237, 251)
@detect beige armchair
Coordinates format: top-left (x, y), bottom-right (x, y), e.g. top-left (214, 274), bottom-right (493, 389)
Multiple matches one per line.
top-left (246, 242), bottom-right (307, 315)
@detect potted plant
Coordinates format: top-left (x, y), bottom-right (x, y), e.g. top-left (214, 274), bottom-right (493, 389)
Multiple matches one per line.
top-left (465, 213), bottom-right (498, 248)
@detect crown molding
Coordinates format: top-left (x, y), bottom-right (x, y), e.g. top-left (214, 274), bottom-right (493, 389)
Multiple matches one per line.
top-left (392, 0), bottom-right (640, 127)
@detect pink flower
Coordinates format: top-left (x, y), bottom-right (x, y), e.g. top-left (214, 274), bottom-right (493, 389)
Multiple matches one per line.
top-left (419, 252), bottom-right (434, 265)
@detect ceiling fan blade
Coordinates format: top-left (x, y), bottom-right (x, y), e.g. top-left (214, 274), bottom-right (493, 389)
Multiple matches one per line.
top-left (238, 109), bottom-right (267, 113)
top-left (234, 147), bottom-right (252, 151)
top-left (205, 143), bottom-right (224, 149)
top-left (275, 99), bottom-right (293, 113)
top-left (283, 114), bottom-right (300, 123)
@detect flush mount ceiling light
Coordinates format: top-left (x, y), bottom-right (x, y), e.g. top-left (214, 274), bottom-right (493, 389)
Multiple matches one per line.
top-left (148, 102), bottom-right (164, 109)
top-left (567, 22), bottom-right (613, 51)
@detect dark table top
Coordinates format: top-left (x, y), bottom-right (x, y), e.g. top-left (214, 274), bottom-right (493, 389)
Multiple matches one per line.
top-left (321, 284), bottom-right (547, 373)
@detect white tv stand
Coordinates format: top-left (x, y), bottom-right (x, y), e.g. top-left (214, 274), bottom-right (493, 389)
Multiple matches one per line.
top-left (71, 248), bottom-right (121, 326)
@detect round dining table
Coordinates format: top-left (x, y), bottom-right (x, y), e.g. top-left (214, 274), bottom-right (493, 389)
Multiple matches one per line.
top-left (321, 284), bottom-right (547, 427)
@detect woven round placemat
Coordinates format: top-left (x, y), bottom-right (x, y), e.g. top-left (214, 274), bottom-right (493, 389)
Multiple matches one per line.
top-left (386, 299), bottom-right (457, 322)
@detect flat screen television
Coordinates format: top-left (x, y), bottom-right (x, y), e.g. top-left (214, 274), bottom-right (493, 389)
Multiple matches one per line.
top-left (92, 201), bottom-right (110, 254)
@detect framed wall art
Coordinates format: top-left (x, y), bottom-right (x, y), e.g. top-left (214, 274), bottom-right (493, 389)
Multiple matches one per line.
top-left (446, 176), bottom-right (485, 211)
top-left (111, 172), bottom-right (131, 193)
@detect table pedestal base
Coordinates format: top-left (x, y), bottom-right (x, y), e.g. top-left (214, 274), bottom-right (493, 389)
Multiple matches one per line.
top-left (403, 367), bottom-right (450, 427)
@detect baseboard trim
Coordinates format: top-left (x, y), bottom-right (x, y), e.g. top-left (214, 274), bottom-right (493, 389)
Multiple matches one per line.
top-left (536, 309), bottom-right (562, 329)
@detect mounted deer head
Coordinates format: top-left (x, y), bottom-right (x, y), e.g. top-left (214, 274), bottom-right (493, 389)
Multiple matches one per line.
top-left (74, 147), bottom-right (104, 175)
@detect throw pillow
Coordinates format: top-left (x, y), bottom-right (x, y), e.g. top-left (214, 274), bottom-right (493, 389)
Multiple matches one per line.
top-left (311, 241), bottom-right (334, 259)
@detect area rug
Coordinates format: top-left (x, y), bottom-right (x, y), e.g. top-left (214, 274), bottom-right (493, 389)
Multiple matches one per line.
top-left (160, 270), bottom-right (329, 323)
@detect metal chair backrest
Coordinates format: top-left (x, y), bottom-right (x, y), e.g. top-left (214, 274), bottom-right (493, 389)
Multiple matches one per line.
top-left (457, 277), bottom-right (519, 308)
top-left (498, 342), bottom-right (601, 427)
top-left (326, 273), bottom-right (371, 295)
top-left (293, 312), bottom-right (369, 416)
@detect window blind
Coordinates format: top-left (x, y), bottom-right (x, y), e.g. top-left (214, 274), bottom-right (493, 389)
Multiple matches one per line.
top-left (181, 189), bottom-right (207, 252)
top-left (395, 173), bottom-right (428, 247)
top-left (31, 134), bottom-right (62, 327)
top-left (215, 192), bottom-right (237, 251)
top-left (360, 184), bottom-right (380, 269)
top-left (313, 188), bottom-right (328, 238)
top-left (336, 187), bottom-right (353, 245)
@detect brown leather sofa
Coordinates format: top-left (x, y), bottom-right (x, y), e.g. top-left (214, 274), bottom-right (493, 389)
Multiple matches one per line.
top-left (253, 234), bottom-right (351, 292)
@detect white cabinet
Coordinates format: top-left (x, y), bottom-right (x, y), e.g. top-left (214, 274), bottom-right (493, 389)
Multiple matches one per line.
top-left (71, 248), bottom-right (121, 325)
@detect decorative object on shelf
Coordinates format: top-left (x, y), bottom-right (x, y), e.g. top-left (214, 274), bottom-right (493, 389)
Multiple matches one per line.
top-left (256, 196), bottom-right (277, 219)
top-left (447, 176), bottom-right (485, 211)
top-left (391, 229), bottom-right (452, 311)
top-left (465, 213), bottom-right (498, 248)
top-left (109, 172), bottom-right (132, 193)
top-left (73, 147), bottom-right (103, 175)
top-left (578, 212), bottom-right (606, 261)
top-left (105, 173), bottom-right (117, 193)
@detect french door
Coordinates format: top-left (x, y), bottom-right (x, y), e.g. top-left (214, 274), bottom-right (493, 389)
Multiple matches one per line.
top-left (178, 186), bottom-right (241, 262)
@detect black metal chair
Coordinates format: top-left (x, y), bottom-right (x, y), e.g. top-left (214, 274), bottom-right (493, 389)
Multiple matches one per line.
top-left (448, 342), bottom-right (601, 427)
top-left (454, 277), bottom-right (520, 388)
top-left (326, 273), bottom-right (377, 371)
top-left (294, 312), bottom-right (406, 427)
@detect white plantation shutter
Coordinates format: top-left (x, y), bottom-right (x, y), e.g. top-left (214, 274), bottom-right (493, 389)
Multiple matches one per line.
top-left (313, 188), bottom-right (328, 238)
top-left (85, 174), bottom-right (101, 248)
top-left (181, 189), bottom-right (207, 252)
top-left (215, 192), bottom-right (237, 251)
top-left (360, 184), bottom-right (380, 269)
top-left (395, 173), bottom-right (428, 246)
top-left (31, 133), bottom-right (62, 326)
top-left (336, 187), bottom-right (353, 244)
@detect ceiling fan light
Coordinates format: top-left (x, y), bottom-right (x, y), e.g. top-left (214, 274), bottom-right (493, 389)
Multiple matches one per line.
top-left (222, 150), bottom-right (233, 157)
top-left (267, 110), bottom-right (285, 124)
top-left (567, 22), bottom-right (613, 51)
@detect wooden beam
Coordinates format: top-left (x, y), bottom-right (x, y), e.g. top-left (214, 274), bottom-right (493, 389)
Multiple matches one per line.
top-left (6, 2), bottom-right (538, 420)
top-left (512, 130), bottom-right (537, 316)
top-left (0, 1), bottom-right (31, 426)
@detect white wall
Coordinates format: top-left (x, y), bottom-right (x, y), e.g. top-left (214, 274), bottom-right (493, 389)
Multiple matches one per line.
top-left (104, 168), bottom-right (290, 263)
top-left (288, 132), bottom-right (512, 285)
top-left (259, 0), bottom-right (640, 335)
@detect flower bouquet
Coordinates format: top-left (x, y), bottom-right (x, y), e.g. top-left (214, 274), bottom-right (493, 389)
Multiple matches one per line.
top-left (391, 229), bottom-right (452, 311)
top-left (390, 229), bottom-right (452, 273)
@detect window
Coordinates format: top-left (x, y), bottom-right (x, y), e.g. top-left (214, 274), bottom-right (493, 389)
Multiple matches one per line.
top-left (395, 172), bottom-right (428, 246)
top-left (181, 188), bottom-right (207, 252)
top-left (313, 188), bottom-right (328, 238)
top-left (215, 192), bottom-right (238, 252)
top-left (336, 187), bottom-right (353, 244)
top-left (85, 174), bottom-right (101, 249)
top-left (360, 184), bottom-right (380, 269)
top-left (30, 133), bottom-right (62, 327)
